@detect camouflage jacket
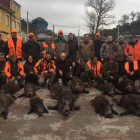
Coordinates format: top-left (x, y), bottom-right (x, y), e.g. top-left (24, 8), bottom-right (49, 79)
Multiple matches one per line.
top-left (100, 41), bottom-right (116, 59)
top-left (115, 41), bottom-right (127, 61)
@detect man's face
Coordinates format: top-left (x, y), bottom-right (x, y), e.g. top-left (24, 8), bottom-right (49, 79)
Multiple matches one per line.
top-left (46, 54), bottom-right (51, 60)
top-left (12, 32), bottom-right (17, 38)
top-left (119, 38), bottom-right (124, 42)
top-left (11, 56), bottom-right (17, 62)
top-left (109, 59), bottom-right (114, 63)
top-left (131, 38), bottom-right (136, 43)
top-left (92, 57), bottom-right (98, 64)
top-left (128, 56), bottom-right (133, 62)
top-left (84, 35), bottom-right (89, 42)
top-left (46, 36), bottom-right (51, 43)
top-left (95, 35), bottom-right (100, 40)
top-left (0, 55), bottom-right (5, 62)
top-left (60, 53), bottom-right (66, 61)
top-left (29, 36), bottom-right (34, 41)
top-left (108, 36), bottom-right (113, 42)
top-left (69, 34), bottom-right (73, 40)
top-left (58, 33), bottom-right (63, 38)
top-left (28, 56), bottom-right (33, 63)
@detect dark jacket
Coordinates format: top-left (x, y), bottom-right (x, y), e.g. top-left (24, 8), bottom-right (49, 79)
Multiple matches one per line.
top-left (0, 40), bottom-right (7, 56)
top-left (69, 62), bottom-right (85, 76)
top-left (67, 40), bottom-right (78, 61)
top-left (23, 40), bottom-right (41, 63)
top-left (55, 58), bottom-right (72, 74)
top-left (24, 62), bottom-right (35, 77)
top-left (103, 62), bottom-right (118, 77)
top-left (0, 61), bottom-right (6, 73)
top-left (93, 40), bottom-right (104, 60)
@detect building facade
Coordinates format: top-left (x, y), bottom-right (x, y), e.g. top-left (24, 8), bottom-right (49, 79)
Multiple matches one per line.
top-left (0, 0), bottom-right (21, 41)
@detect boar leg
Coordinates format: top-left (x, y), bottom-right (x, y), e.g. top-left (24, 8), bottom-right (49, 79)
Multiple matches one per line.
top-left (44, 108), bottom-right (49, 114)
top-left (111, 104), bottom-right (118, 115)
top-left (2, 109), bottom-right (8, 119)
top-left (83, 89), bottom-right (89, 94)
top-left (17, 93), bottom-right (26, 98)
top-left (120, 110), bottom-right (132, 116)
top-left (27, 108), bottom-right (34, 115)
top-left (48, 105), bottom-right (58, 110)
top-left (73, 105), bottom-right (80, 111)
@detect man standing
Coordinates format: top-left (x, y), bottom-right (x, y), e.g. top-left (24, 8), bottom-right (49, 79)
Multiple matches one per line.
top-left (54, 30), bottom-right (69, 59)
top-left (100, 36), bottom-right (116, 64)
top-left (4, 53), bottom-right (25, 88)
top-left (86, 56), bottom-right (104, 87)
top-left (0, 53), bottom-right (6, 88)
top-left (55, 53), bottom-right (72, 85)
top-left (0, 34), bottom-right (7, 56)
top-left (103, 55), bottom-right (119, 86)
top-left (78, 34), bottom-right (94, 63)
top-left (93, 33), bottom-right (104, 61)
top-left (6, 29), bottom-right (23, 62)
top-left (67, 33), bottom-right (78, 62)
top-left (42, 35), bottom-right (55, 60)
top-left (124, 54), bottom-right (140, 84)
top-left (115, 35), bottom-right (127, 75)
top-left (124, 35), bottom-right (140, 63)
top-left (34, 52), bottom-right (56, 89)
top-left (23, 33), bottom-right (41, 63)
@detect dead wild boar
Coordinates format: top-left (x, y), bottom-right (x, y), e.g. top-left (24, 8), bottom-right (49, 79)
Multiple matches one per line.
top-left (91, 96), bottom-right (118, 118)
top-left (50, 83), bottom-right (62, 99)
top-left (0, 94), bottom-right (15, 119)
top-left (28, 96), bottom-right (49, 117)
top-left (96, 82), bottom-right (115, 97)
top-left (116, 79), bottom-right (140, 95)
top-left (1, 83), bottom-right (20, 95)
top-left (71, 77), bottom-right (89, 94)
top-left (18, 83), bottom-right (37, 98)
top-left (48, 90), bottom-right (80, 116)
top-left (113, 94), bottom-right (140, 117)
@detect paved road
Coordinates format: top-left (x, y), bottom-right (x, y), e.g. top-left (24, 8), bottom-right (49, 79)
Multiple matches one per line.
top-left (0, 81), bottom-right (140, 140)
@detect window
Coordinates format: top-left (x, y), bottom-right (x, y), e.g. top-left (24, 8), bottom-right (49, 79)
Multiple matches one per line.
top-left (14, 3), bottom-right (16, 12)
top-left (17, 5), bottom-right (19, 14)
top-left (13, 20), bottom-right (16, 29)
top-left (6, 15), bottom-right (9, 26)
top-left (17, 22), bottom-right (20, 31)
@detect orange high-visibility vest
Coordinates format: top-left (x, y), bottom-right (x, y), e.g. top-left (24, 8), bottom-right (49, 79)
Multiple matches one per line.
top-left (125, 61), bottom-right (138, 73)
top-left (7, 38), bottom-right (22, 58)
top-left (87, 61), bottom-right (101, 77)
top-left (42, 42), bottom-right (55, 58)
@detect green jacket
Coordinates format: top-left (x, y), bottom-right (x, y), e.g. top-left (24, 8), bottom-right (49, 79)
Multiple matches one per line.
top-left (54, 37), bottom-right (69, 59)
top-left (103, 62), bottom-right (118, 77)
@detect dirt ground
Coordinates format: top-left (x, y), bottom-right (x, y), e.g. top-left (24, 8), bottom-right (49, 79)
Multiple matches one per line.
top-left (0, 80), bottom-right (140, 140)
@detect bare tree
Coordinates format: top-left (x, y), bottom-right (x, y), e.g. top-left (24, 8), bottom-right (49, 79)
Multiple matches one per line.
top-left (119, 14), bottom-right (129, 25)
top-left (130, 11), bottom-right (136, 22)
top-left (83, 0), bottom-right (116, 35)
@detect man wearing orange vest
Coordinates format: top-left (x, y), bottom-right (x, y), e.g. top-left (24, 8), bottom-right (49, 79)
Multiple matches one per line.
top-left (124, 54), bottom-right (140, 83)
top-left (85, 56), bottom-right (104, 87)
top-left (4, 53), bottom-right (25, 88)
top-left (124, 35), bottom-right (140, 62)
top-left (42, 35), bottom-right (56, 60)
top-left (6, 29), bottom-right (23, 62)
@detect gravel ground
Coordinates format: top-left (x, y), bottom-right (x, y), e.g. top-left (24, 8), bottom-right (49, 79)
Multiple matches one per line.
top-left (0, 80), bottom-right (140, 140)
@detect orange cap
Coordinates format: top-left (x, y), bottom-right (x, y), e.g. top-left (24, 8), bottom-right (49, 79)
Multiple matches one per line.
top-left (95, 33), bottom-right (100, 36)
top-left (28, 32), bottom-right (34, 37)
top-left (11, 29), bottom-right (17, 33)
top-left (58, 30), bottom-right (63, 34)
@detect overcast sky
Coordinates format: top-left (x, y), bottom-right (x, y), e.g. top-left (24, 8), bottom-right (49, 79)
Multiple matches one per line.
top-left (16, 0), bottom-right (140, 36)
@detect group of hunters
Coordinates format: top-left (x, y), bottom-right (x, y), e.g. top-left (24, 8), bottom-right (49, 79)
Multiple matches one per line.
top-left (0, 29), bottom-right (140, 90)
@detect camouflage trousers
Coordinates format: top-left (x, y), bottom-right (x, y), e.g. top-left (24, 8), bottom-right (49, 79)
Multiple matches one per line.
top-left (38, 72), bottom-right (56, 86)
